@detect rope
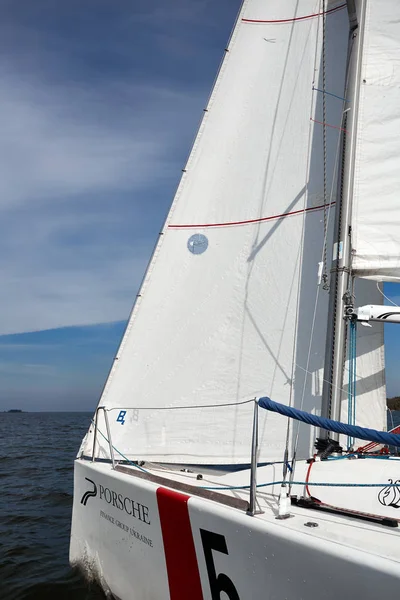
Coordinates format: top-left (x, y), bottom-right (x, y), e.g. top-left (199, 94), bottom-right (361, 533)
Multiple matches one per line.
top-left (242, 3), bottom-right (346, 25)
top-left (347, 320), bottom-right (357, 448)
top-left (92, 421), bottom-right (149, 474)
top-left (167, 202), bottom-right (333, 230)
top-left (388, 409), bottom-right (395, 431)
top-left (352, 321), bottom-right (357, 440)
top-left (310, 118), bottom-right (348, 133)
top-left (295, 364), bottom-right (351, 406)
top-left (284, 21), bottom-right (322, 488)
top-left (326, 454), bottom-right (400, 461)
top-left (286, 4), bottom-right (334, 488)
top-left (321, 0), bottom-right (329, 291)
top-left (106, 398), bottom-right (254, 411)
top-left (200, 480), bottom-right (400, 491)
top-left (376, 281), bottom-right (399, 307)
top-left (92, 421), bottom-right (400, 494)
top-left (289, 14), bottom-right (347, 485)
top-left (312, 87), bottom-right (349, 102)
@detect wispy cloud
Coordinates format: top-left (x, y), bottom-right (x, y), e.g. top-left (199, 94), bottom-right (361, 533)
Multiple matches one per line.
top-left (133, 0), bottom-right (213, 24)
top-left (0, 74), bottom-right (196, 333)
top-left (0, 0), bottom-right (240, 335)
top-left (0, 70), bottom-right (194, 209)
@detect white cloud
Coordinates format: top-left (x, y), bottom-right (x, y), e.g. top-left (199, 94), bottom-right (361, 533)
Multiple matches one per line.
top-left (0, 69), bottom-right (204, 334)
top-left (0, 0), bottom-right (241, 335)
top-left (0, 71), bottom-right (192, 208)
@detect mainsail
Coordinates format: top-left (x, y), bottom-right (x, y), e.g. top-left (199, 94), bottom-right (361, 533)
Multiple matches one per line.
top-left (84, 1), bottom-right (385, 465)
top-left (351, 1), bottom-right (400, 280)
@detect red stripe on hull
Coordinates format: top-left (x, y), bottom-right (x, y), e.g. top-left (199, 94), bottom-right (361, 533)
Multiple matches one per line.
top-left (157, 487), bottom-right (204, 600)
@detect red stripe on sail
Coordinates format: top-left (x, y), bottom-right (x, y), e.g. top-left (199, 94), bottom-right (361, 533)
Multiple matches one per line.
top-left (157, 487), bottom-right (203, 600)
top-left (242, 3), bottom-right (346, 24)
top-left (168, 201), bottom-right (335, 230)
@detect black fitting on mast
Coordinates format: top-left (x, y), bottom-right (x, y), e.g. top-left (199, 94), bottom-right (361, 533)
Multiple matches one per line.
top-left (315, 437), bottom-right (343, 458)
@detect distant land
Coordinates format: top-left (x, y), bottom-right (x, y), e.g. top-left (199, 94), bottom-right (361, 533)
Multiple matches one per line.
top-left (387, 397), bottom-right (400, 410)
top-left (5, 409), bottom-right (23, 413)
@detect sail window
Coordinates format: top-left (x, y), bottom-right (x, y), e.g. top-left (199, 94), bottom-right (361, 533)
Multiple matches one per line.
top-left (187, 234), bottom-right (208, 255)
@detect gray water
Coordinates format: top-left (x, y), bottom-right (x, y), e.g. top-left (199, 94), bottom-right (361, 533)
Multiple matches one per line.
top-left (0, 412), bottom-right (106, 600)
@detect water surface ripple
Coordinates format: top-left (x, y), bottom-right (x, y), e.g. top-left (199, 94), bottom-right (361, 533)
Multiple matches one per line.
top-left (0, 412), bottom-right (106, 600)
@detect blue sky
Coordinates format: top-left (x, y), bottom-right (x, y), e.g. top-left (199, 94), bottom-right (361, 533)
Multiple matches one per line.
top-left (0, 0), bottom-right (399, 412)
top-left (0, 0), bottom-right (242, 411)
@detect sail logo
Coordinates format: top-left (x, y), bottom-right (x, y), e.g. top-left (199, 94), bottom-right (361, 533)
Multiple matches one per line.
top-left (81, 477), bottom-right (98, 506)
top-left (378, 479), bottom-right (400, 508)
top-left (117, 410), bottom-right (126, 425)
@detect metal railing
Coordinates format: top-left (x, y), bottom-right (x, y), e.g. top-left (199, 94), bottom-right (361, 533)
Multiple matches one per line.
top-left (92, 406), bottom-right (116, 469)
top-left (248, 399), bottom-right (259, 516)
top-left (91, 399), bottom-right (261, 516)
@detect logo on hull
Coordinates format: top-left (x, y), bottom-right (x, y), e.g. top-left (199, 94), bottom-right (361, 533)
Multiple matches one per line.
top-left (378, 479), bottom-right (400, 508)
top-left (81, 477), bottom-right (98, 506)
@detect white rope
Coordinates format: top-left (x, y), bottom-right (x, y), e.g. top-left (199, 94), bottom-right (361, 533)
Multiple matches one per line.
top-left (376, 281), bottom-right (399, 307)
top-left (282, 5), bottom-right (324, 478)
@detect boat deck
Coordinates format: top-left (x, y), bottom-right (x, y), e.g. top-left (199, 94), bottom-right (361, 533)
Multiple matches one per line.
top-left (102, 457), bottom-right (400, 566)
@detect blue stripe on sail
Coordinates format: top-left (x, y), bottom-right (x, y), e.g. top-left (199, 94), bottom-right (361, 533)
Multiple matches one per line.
top-left (258, 397), bottom-right (400, 448)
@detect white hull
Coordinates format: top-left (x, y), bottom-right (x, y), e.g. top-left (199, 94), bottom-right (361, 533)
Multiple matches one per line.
top-left (70, 458), bottom-right (400, 599)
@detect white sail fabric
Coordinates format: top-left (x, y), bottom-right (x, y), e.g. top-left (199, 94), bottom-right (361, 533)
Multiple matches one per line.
top-left (352, 1), bottom-right (400, 281)
top-left (84, 1), bottom-right (351, 464)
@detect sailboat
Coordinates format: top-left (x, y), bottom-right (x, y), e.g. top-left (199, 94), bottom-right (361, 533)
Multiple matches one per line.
top-left (70, 1), bottom-right (400, 598)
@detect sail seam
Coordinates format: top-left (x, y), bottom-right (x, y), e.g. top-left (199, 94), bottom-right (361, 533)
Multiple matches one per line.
top-left (168, 202), bottom-right (335, 230)
top-left (242, 3), bottom-right (346, 25)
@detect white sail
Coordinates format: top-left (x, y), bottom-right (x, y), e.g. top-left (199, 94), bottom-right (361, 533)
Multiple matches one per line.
top-left (84, 1), bottom-right (351, 464)
top-left (352, 1), bottom-right (400, 281)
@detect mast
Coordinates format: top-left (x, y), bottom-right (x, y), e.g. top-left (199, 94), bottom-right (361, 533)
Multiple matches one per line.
top-left (320, 0), bottom-right (367, 441)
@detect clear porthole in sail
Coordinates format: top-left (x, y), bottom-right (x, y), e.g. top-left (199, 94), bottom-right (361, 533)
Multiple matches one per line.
top-left (187, 233), bottom-right (208, 255)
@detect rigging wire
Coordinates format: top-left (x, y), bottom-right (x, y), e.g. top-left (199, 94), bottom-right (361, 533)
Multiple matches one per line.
top-left (105, 398), bottom-right (255, 411)
top-left (90, 421), bottom-right (400, 493)
top-left (288, 2), bottom-right (359, 490)
top-left (284, 2), bottom-right (326, 488)
top-left (312, 86), bottom-right (349, 102)
top-left (376, 281), bottom-right (399, 307)
top-left (92, 422), bottom-right (149, 474)
top-left (347, 320), bottom-right (357, 449)
top-left (295, 363), bottom-right (352, 399)
top-left (321, 0), bottom-right (329, 291)
top-left (289, 5), bottom-right (346, 486)
top-left (199, 479), bottom-right (400, 491)
top-left (282, 4), bottom-right (324, 487)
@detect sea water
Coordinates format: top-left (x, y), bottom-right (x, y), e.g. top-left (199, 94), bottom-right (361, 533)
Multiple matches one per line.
top-left (0, 412), bottom-right (106, 600)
